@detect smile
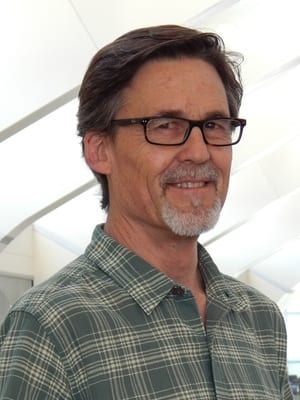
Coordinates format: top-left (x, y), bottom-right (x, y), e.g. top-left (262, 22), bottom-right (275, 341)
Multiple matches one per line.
top-left (174, 181), bottom-right (206, 188)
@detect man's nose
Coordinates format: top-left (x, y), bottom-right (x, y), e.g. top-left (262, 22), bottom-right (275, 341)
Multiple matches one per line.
top-left (178, 126), bottom-right (211, 163)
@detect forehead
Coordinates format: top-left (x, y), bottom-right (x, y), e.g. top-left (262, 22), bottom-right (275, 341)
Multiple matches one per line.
top-left (118, 57), bottom-right (229, 118)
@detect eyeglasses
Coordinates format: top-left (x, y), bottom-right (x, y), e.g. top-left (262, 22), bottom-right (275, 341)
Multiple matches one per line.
top-left (111, 116), bottom-right (246, 146)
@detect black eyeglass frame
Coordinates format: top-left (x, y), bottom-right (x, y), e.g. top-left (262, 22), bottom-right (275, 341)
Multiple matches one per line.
top-left (110, 116), bottom-right (246, 147)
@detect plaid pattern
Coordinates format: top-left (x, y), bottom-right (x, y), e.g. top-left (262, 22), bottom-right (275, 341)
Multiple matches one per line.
top-left (0, 225), bottom-right (293, 399)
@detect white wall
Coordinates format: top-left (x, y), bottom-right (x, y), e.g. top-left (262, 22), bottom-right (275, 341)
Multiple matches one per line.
top-left (32, 229), bottom-right (77, 285)
top-left (237, 270), bottom-right (288, 303)
top-left (0, 227), bottom-right (77, 285)
top-left (0, 227), bottom-right (33, 278)
top-left (279, 286), bottom-right (300, 312)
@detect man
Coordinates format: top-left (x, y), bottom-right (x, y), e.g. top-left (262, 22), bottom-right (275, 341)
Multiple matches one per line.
top-left (0, 25), bottom-right (293, 399)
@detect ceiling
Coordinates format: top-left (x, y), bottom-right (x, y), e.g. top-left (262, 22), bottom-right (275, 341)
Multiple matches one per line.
top-left (1, 0), bottom-right (299, 297)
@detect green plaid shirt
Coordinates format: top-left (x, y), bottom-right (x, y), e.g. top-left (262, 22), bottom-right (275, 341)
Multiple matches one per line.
top-left (0, 225), bottom-right (293, 399)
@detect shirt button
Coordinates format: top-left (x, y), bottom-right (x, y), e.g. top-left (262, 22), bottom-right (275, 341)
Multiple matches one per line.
top-left (171, 286), bottom-right (185, 296)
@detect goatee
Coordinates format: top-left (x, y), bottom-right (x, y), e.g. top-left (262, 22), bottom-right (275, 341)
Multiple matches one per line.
top-left (160, 163), bottom-right (222, 237)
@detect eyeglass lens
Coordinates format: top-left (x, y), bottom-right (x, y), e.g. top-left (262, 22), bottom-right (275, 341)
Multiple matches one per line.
top-left (146, 117), bottom-right (241, 145)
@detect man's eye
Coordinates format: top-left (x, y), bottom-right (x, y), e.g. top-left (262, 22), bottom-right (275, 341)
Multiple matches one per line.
top-left (205, 121), bottom-right (218, 130)
top-left (158, 122), bottom-right (171, 129)
top-left (206, 120), bottom-right (231, 131)
top-left (152, 119), bottom-right (176, 130)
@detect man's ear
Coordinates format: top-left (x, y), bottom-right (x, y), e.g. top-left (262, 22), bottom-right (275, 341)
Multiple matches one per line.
top-left (83, 131), bottom-right (112, 175)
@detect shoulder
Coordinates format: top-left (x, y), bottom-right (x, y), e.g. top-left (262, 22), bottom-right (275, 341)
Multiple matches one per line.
top-left (199, 243), bottom-right (283, 320)
top-left (5, 254), bottom-right (107, 331)
top-left (224, 273), bottom-right (271, 300)
top-left (223, 273), bottom-right (285, 324)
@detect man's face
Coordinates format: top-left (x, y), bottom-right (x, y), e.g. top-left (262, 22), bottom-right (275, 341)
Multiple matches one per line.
top-left (104, 58), bottom-right (232, 237)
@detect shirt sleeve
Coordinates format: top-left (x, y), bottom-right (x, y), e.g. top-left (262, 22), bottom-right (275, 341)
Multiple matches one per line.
top-left (272, 305), bottom-right (294, 400)
top-left (281, 368), bottom-right (294, 400)
top-left (0, 310), bottom-right (72, 400)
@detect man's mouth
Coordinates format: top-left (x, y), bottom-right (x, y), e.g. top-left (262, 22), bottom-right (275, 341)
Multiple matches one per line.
top-left (161, 163), bottom-right (218, 190)
top-left (173, 181), bottom-right (207, 189)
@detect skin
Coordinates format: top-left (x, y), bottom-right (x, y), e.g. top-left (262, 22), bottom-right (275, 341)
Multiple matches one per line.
top-left (84, 58), bottom-right (232, 321)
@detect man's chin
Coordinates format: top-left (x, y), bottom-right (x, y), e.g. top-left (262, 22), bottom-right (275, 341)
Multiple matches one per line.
top-left (160, 198), bottom-right (222, 237)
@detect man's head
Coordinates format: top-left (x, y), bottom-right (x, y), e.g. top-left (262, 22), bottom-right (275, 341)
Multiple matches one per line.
top-left (78, 25), bottom-right (243, 215)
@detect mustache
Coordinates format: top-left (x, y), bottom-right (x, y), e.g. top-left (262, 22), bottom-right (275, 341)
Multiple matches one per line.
top-left (160, 163), bottom-right (219, 186)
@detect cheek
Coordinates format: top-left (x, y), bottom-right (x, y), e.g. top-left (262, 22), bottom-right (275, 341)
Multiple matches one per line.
top-left (113, 149), bottom-right (157, 194)
top-left (136, 150), bottom-right (175, 206)
top-left (215, 152), bottom-right (232, 198)
top-left (214, 146), bottom-right (232, 167)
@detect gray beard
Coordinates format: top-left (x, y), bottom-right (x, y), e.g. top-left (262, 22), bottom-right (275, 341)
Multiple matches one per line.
top-left (160, 195), bottom-right (222, 237)
top-left (160, 163), bottom-right (222, 237)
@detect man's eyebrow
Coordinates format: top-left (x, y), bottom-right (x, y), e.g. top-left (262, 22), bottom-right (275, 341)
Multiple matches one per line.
top-left (152, 109), bottom-right (185, 118)
top-left (202, 110), bottom-right (231, 119)
top-left (153, 109), bottom-right (230, 119)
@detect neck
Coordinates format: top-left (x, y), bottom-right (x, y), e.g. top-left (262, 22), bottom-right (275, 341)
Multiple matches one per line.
top-left (104, 215), bottom-right (201, 291)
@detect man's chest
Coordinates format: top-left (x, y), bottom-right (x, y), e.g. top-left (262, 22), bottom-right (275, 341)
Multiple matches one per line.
top-left (58, 297), bottom-right (282, 399)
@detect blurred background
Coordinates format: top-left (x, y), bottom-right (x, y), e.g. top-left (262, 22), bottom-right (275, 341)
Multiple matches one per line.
top-left (0, 0), bottom-right (299, 389)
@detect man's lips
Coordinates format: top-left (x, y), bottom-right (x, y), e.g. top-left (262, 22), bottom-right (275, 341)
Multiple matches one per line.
top-left (171, 181), bottom-right (207, 189)
top-left (161, 164), bottom-right (218, 190)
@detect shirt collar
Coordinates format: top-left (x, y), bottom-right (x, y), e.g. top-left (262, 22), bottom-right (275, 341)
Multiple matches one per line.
top-left (198, 244), bottom-right (251, 312)
top-left (84, 225), bottom-right (174, 315)
top-left (85, 225), bottom-right (250, 315)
